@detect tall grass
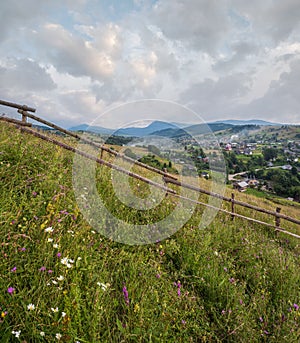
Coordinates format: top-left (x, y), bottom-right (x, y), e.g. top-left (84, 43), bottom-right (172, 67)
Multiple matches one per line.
top-left (1, 123), bottom-right (300, 342)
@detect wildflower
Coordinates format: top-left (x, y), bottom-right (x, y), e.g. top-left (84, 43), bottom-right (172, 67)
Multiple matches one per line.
top-left (229, 277), bottom-right (235, 284)
top-left (27, 303), bottom-right (35, 311)
top-left (1, 311), bottom-right (8, 318)
top-left (56, 333), bottom-right (62, 340)
top-left (47, 238), bottom-right (53, 243)
top-left (12, 330), bottom-right (21, 338)
top-left (51, 307), bottom-right (59, 313)
top-left (53, 244), bottom-right (59, 249)
top-left (48, 269), bottom-right (53, 274)
top-left (61, 256), bottom-right (74, 268)
top-left (45, 227), bottom-right (54, 233)
top-left (77, 257), bottom-right (82, 260)
top-left (52, 280), bottom-right (58, 285)
top-left (57, 275), bottom-right (64, 281)
top-left (174, 281), bottom-right (181, 296)
top-left (40, 331), bottom-right (45, 337)
top-left (122, 285), bottom-right (129, 305)
top-left (61, 312), bottom-right (66, 318)
top-left (293, 303), bottom-right (299, 311)
top-left (259, 317), bottom-right (263, 322)
top-left (156, 273), bottom-right (161, 278)
top-left (32, 191), bottom-right (37, 197)
top-left (97, 282), bottom-right (108, 291)
top-left (57, 252), bottom-right (62, 258)
top-left (223, 267), bottom-right (228, 272)
top-left (21, 247), bottom-right (26, 252)
top-left (39, 266), bottom-right (46, 271)
top-left (61, 257), bottom-right (68, 265)
top-left (7, 287), bottom-right (15, 294)
top-left (264, 330), bottom-right (270, 335)
top-left (11, 266), bottom-right (17, 272)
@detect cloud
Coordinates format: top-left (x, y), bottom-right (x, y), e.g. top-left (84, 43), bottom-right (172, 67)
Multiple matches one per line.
top-left (0, 0), bottom-right (299, 126)
top-left (180, 72), bottom-right (253, 119)
top-left (237, 58), bottom-right (300, 123)
top-left (0, 58), bottom-right (56, 92)
top-left (33, 23), bottom-right (115, 80)
top-left (231, 0), bottom-right (300, 43)
top-left (151, 0), bottom-right (230, 52)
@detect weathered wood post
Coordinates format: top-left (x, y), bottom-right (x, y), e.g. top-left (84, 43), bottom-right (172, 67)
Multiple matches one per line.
top-left (275, 207), bottom-right (281, 235)
top-left (231, 193), bottom-right (235, 220)
top-left (22, 113), bottom-right (27, 123)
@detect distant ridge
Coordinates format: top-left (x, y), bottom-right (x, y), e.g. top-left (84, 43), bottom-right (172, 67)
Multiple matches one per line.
top-left (212, 119), bottom-right (282, 126)
top-left (69, 124), bottom-right (114, 135)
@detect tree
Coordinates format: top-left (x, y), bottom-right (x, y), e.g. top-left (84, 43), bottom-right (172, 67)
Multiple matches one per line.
top-left (263, 148), bottom-right (278, 161)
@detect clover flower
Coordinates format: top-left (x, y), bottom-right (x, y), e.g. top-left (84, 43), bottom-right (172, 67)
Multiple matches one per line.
top-left (7, 287), bottom-right (15, 294)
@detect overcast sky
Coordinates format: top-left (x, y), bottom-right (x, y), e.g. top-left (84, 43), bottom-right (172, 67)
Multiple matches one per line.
top-left (0, 0), bottom-right (300, 128)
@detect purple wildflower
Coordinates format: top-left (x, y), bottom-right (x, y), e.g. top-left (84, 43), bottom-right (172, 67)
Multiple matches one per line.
top-left (39, 266), bottom-right (46, 272)
top-left (181, 320), bottom-right (186, 325)
top-left (57, 252), bottom-right (62, 258)
top-left (264, 330), bottom-right (269, 335)
top-left (7, 287), bottom-right (15, 294)
top-left (229, 277), bottom-right (235, 284)
top-left (293, 303), bottom-right (299, 311)
top-left (11, 267), bottom-right (17, 272)
top-left (156, 274), bottom-right (161, 278)
top-left (122, 285), bottom-right (129, 305)
top-left (21, 247), bottom-right (26, 252)
top-left (174, 281), bottom-right (181, 297)
top-left (259, 317), bottom-right (263, 322)
top-left (32, 191), bottom-right (37, 197)
top-left (48, 270), bottom-right (53, 274)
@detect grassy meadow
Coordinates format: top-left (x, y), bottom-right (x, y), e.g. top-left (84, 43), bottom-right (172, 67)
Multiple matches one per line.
top-left (1, 122), bottom-right (300, 342)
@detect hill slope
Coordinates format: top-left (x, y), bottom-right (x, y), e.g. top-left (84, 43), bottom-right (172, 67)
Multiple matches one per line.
top-left (1, 122), bottom-right (300, 342)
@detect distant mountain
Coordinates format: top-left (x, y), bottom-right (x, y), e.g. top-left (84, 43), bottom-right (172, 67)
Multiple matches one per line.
top-left (213, 119), bottom-right (282, 126)
top-left (69, 124), bottom-right (114, 135)
top-left (114, 121), bottom-right (179, 137)
top-left (151, 122), bottom-right (234, 138)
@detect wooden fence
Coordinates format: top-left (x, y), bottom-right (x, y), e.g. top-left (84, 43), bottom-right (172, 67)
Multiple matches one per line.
top-left (1, 99), bottom-right (300, 239)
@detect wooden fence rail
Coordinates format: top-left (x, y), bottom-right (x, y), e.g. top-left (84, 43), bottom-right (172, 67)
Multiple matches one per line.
top-left (1, 99), bottom-right (300, 239)
top-left (17, 109), bottom-right (178, 181)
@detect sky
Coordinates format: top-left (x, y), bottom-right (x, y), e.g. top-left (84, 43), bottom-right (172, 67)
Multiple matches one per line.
top-left (0, 0), bottom-right (300, 128)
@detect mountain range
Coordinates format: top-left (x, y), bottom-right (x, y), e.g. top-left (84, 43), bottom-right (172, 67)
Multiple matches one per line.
top-left (69, 119), bottom-right (282, 137)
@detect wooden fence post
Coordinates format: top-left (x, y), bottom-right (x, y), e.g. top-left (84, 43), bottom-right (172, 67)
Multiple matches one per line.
top-left (231, 193), bottom-right (235, 220)
top-left (275, 207), bottom-right (281, 234)
top-left (22, 113), bottom-right (27, 123)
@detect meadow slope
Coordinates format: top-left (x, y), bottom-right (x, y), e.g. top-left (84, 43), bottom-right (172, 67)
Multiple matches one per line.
top-left (0, 123), bottom-right (300, 342)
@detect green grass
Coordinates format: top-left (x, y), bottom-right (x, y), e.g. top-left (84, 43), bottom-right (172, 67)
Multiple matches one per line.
top-left (1, 123), bottom-right (300, 342)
